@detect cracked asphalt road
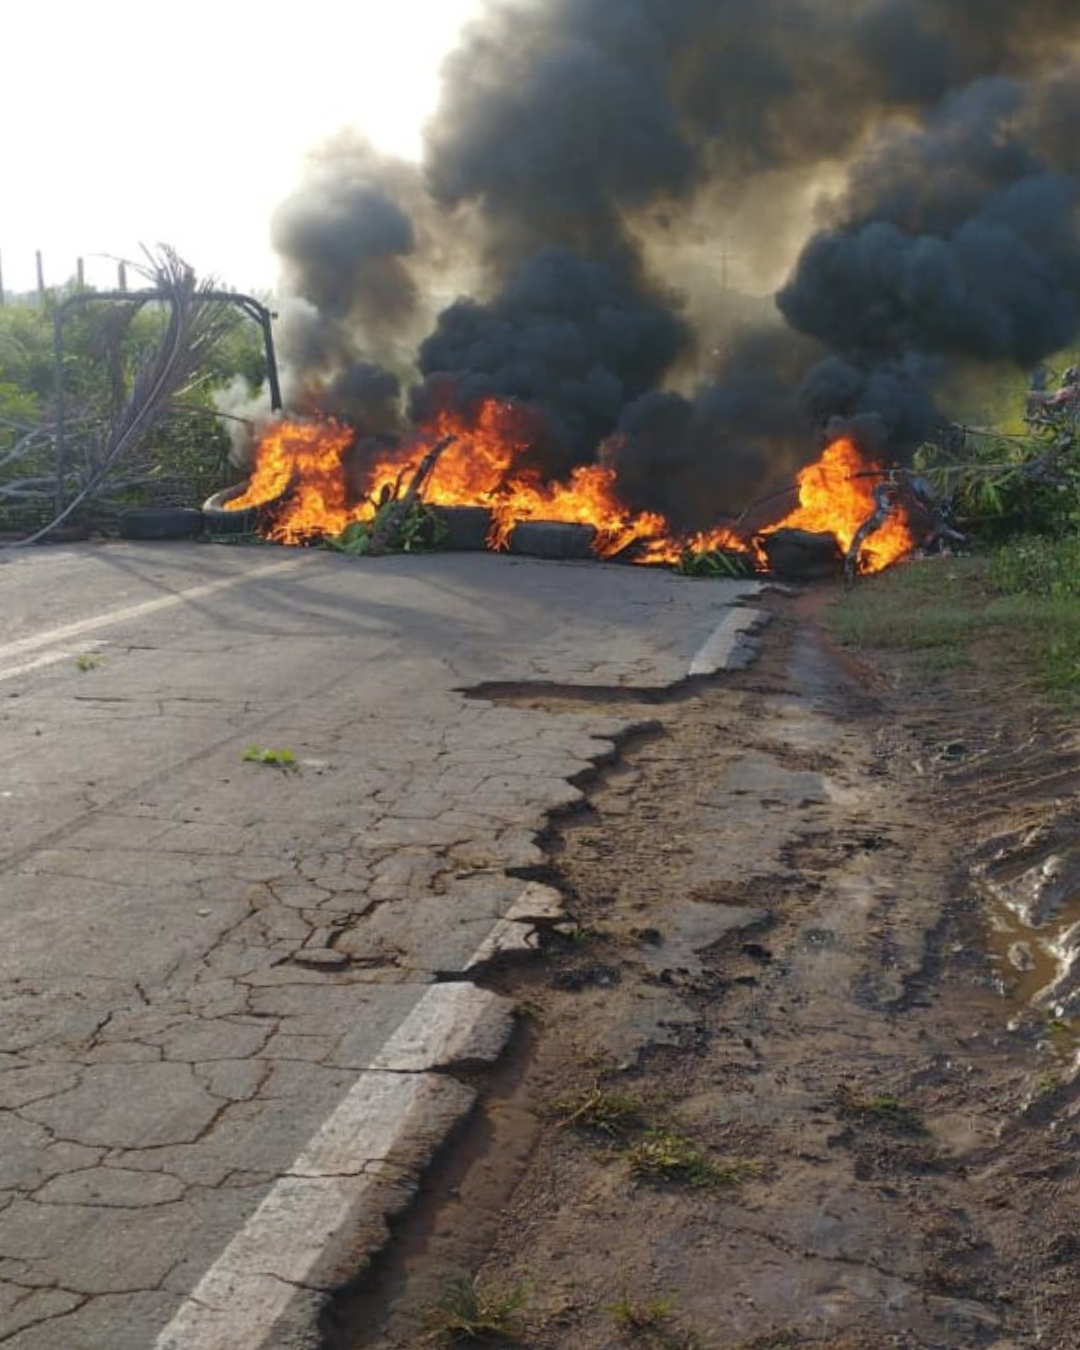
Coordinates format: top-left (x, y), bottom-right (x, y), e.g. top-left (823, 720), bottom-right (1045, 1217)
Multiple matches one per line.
top-left (0, 542), bottom-right (763, 1349)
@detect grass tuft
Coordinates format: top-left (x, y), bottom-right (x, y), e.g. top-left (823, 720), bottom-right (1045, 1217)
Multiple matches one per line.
top-left (624, 1129), bottom-right (761, 1189)
top-left (425, 1275), bottom-right (528, 1345)
top-left (551, 1084), bottom-right (649, 1139)
top-left (835, 1088), bottom-right (927, 1136)
top-left (608, 1293), bottom-right (704, 1348)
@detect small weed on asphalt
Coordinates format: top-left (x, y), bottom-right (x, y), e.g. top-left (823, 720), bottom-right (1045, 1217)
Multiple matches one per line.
top-left (242, 744), bottom-right (297, 768)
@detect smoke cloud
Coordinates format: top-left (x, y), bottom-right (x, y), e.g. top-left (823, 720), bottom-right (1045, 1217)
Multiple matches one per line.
top-left (258, 1), bottom-right (1080, 520)
top-left (413, 246), bottom-right (689, 477)
top-left (780, 63), bottom-right (1080, 442)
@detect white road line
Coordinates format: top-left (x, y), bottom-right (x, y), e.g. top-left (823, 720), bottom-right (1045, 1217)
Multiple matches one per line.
top-left (689, 606), bottom-right (768, 677)
top-left (0, 640), bottom-right (109, 685)
top-left (0, 559), bottom-right (302, 670)
top-left (154, 1074), bottom-right (476, 1350)
top-left (152, 924), bottom-right (530, 1350)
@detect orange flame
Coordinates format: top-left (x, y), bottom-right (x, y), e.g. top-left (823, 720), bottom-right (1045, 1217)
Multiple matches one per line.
top-left (227, 402), bottom-right (916, 573)
top-left (481, 464), bottom-right (666, 557)
top-left (768, 436), bottom-right (917, 574)
top-left (226, 417), bottom-right (356, 544)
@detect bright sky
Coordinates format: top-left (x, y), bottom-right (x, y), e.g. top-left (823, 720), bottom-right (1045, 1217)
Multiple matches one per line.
top-left (0, 0), bottom-right (481, 297)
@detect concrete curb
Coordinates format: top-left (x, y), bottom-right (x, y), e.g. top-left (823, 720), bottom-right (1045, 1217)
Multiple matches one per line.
top-left (689, 606), bottom-right (772, 676)
top-left (153, 900), bottom-right (550, 1350)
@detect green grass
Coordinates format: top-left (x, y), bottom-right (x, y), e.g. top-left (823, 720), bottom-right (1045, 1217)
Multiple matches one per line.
top-left (835, 1089), bottom-right (927, 1136)
top-left (912, 647), bottom-right (973, 674)
top-left (550, 1082), bottom-right (762, 1193)
top-left (551, 1084), bottom-right (649, 1139)
top-left (1033, 1072), bottom-right (1061, 1098)
top-left (425, 1275), bottom-right (529, 1345)
top-left (829, 554), bottom-right (1080, 701)
top-left (609, 1294), bottom-right (676, 1331)
top-left (608, 1294), bottom-right (705, 1349)
top-left (989, 534), bottom-right (1080, 597)
top-left (624, 1129), bottom-right (761, 1190)
top-left (829, 558), bottom-right (1016, 650)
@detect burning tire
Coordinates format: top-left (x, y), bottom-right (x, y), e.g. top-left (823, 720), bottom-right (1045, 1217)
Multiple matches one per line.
top-left (758, 528), bottom-right (843, 582)
top-left (431, 505), bottom-right (494, 551)
top-left (118, 507), bottom-right (204, 541)
top-left (202, 485), bottom-right (276, 535)
top-left (509, 520), bottom-right (597, 560)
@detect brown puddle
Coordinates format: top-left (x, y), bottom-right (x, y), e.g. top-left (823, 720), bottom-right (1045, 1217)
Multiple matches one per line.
top-left (978, 839), bottom-right (1080, 1022)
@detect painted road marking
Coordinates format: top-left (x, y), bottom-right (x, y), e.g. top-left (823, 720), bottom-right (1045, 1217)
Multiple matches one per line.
top-left (0, 640), bottom-right (110, 684)
top-left (689, 606), bottom-right (769, 677)
top-left (153, 977), bottom-right (518, 1350)
top-left (0, 559), bottom-right (302, 681)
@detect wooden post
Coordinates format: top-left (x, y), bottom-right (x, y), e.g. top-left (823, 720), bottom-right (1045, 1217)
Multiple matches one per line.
top-left (0, 249), bottom-right (5, 308)
top-left (76, 257), bottom-right (85, 289)
top-left (118, 261), bottom-right (127, 292)
top-left (36, 250), bottom-right (45, 300)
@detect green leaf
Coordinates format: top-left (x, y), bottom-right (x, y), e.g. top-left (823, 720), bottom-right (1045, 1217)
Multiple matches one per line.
top-left (242, 745), bottom-right (296, 766)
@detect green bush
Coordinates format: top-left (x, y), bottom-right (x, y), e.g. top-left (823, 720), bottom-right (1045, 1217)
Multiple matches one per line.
top-left (914, 430), bottom-right (1080, 544)
top-left (989, 535), bottom-right (1080, 598)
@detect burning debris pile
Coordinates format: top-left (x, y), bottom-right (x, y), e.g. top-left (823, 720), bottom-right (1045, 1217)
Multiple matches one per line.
top-left (225, 408), bottom-right (918, 576)
top-left (221, 0), bottom-right (1080, 576)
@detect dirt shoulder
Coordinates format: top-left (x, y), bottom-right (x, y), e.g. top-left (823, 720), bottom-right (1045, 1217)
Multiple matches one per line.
top-left (327, 583), bottom-right (1080, 1350)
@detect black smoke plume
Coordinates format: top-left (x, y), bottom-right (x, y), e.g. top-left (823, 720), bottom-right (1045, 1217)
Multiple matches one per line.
top-left (412, 246), bottom-right (689, 478)
top-left (260, 1), bottom-right (1080, 521)
top-left (780, 68), bottom-right (1080, 444)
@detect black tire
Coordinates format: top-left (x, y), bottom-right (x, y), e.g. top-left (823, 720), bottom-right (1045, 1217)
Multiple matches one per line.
top-left (202, 485), bottom-right (272, 535)
top-left (431, 505), bottom-right (494, 551)
top-left (758, 528), bottom-right (843, 582)
top-left (118, 507), bottom-right (204, 541)
top-left (509, 520), bottom-right (597, 560)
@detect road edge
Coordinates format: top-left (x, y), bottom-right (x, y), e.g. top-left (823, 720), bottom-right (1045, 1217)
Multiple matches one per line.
top-left (155, 600), bottom-right (769, 1350)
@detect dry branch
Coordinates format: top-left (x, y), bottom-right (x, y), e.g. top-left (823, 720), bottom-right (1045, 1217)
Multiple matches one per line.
top-left (13, 246), bottom-right (238, 545)
top-left (367, 435), bottom-right (457, 554)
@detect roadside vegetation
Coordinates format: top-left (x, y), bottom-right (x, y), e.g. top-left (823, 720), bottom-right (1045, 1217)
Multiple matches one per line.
top-left (551, 1080), bottom-right (762, 1191)
top-left (831, 357), bottom-right (1080, 700)
top-left (0, 262), bottom-right (266, 536)
top-left (425, 1275), bottom-right (529, 1346)
top-left (830, 544), bottom-right (1080, 703)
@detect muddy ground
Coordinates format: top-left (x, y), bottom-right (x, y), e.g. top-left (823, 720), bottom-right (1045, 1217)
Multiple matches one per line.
top-left (326, 583), bottom-right (1080, 1350)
